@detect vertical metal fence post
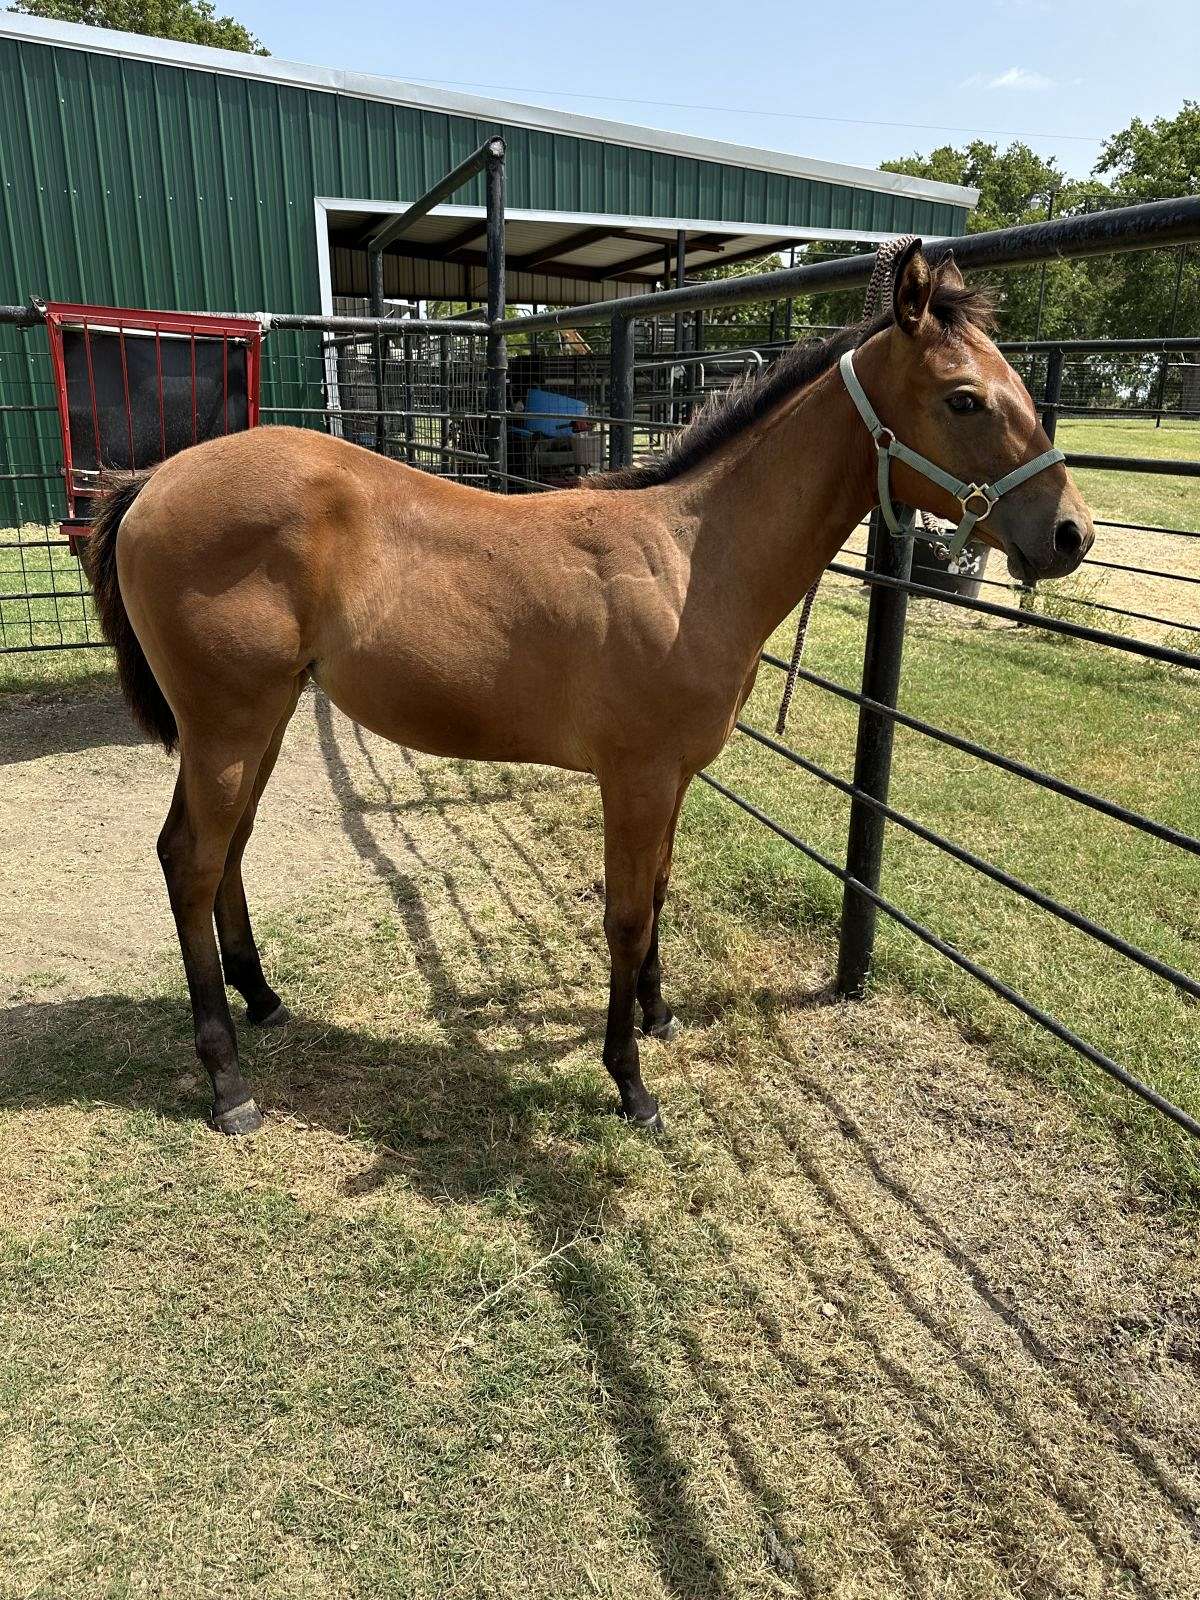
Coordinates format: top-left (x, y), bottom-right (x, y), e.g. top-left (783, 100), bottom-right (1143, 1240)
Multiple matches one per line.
top-left (608, 314), bottom-right (636, 470)
top-left (1040, 345), bottom-right (1064, 441)
top-left (1159, 244), bottom-right (1187, 428)
top-left (368, 246), bottom-right (387, 455)
top-left (672, 229), bottom-right (687, 428)
top-left (1153, 351), bottom-right (1171, 429)
top-left (690, 308), bottom-right (704, 421)
top-left (1033, 186), bottom-right (1057, 342)
top-left (1018, 345), bottom-right (1066, 622)
top-left (484, 137), bottom-right (507, 489)
top-left (438, 333), bottom-right (449, 470)
top-left (401, 330), bottom-right (415, 464)
top-left (835, 512), bottom-right (914, 998)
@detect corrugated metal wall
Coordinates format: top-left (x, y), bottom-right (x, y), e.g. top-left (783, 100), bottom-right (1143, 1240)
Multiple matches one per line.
top-left (0, 33), bottom-right (969, 521)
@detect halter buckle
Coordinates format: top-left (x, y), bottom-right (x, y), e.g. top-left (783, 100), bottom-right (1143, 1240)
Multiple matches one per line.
top-left (873, 426), bottom-right (896, 453)
top-left (959, 485), bottom-right (995, 521)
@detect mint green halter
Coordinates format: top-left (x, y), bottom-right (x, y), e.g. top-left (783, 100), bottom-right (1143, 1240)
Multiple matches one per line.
top-left (838, 349), bottom-right (1065, 565)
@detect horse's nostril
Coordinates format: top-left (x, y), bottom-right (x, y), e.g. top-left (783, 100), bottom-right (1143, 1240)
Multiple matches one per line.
top-left (1054, 519), bottom-right (1084, 557)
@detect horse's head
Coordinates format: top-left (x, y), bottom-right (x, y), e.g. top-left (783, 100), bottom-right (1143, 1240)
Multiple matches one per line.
top-left (856, 239), bottom-right (1093, 584)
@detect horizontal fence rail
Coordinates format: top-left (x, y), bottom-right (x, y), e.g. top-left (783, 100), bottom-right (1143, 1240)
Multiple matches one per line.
top-left (696, 769), bottom-right (1200, 1142)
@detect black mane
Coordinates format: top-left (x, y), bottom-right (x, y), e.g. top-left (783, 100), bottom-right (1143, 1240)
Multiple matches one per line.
top-left (595, 278), bottom-right (995, 492)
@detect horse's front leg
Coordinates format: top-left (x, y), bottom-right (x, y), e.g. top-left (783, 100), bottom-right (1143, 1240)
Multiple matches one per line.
top-left (599, 771), bottom-right (681, 1131)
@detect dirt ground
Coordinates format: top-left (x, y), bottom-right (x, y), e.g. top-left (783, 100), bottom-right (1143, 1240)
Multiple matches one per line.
top-left (0, 683), bottom-right (434, 1002)
top-left (4, 683), bottom-right (1200, 1598)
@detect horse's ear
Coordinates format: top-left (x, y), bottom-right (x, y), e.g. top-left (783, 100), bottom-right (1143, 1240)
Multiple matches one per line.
top-left (936, 251), bottom-right (966, 290)
top-left (892, 239), bottom-right (932, 337)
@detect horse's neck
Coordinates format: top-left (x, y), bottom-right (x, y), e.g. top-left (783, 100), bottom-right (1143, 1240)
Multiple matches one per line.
top-left (668, 360), bottom-right (877, 655)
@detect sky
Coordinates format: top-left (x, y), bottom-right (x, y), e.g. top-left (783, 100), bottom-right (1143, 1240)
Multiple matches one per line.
top-left (230, 0), bottom-right (1199, 182)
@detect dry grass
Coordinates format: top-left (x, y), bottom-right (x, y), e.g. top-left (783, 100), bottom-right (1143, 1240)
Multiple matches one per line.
top-left (4, 690), bottom-right (1200, 1598)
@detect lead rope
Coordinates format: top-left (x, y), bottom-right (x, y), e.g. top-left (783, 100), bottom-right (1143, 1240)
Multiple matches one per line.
top-left (774, 234), bottom-right (921, 736)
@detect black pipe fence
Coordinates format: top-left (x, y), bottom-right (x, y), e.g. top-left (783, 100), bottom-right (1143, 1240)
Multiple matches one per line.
top-left (3, 196), bottom-right (1200, 1146)
top-left (532, 200), bottom-right (1200, 1145)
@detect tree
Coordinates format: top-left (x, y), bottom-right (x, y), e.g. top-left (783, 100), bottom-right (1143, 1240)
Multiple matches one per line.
top-left (878, 141), bottom-right (1101, 339)
top-left (884, 140), bottom-right (1065, 230)
top-left (763, 142), bottom-right (1097, 337)
top-left (1095, 102), bottom-right (1200, 199)
top-left (1093, 103), bottom-right (1200, 399)
top-left (864, 108), bottom-right (1200, 341)
top-left (692, 251), bottom-right (796, 336)
top-left (9, 0), bottom-right (268, 53)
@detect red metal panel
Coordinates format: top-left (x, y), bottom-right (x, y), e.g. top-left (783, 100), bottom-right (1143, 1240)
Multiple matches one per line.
top-left (43, 301), bottom-right (264, 539)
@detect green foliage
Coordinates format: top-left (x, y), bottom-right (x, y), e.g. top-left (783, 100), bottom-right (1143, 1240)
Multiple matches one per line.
top-left (1096, 101), bottom-right (1200, 199)
top-left (808, 105), bottom-right (1200, 343)
top-left (693, 251), bottom-right (805, 330)
top-left (885, 139), bottom-right (1063, 228)
top-left (10, 0), bottom-right (268, 53)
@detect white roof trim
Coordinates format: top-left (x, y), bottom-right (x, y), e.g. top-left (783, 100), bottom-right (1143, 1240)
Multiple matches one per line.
top-left (318, 197), bottom-right (935, 246)
top-left (313, 199), bottom-right (926, 318)
top-left (0, 13), bottom-right (980, 209)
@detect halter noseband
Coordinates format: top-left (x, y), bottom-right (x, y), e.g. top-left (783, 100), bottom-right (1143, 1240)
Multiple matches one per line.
top-left (838, 349), bottom-right (1065, 566)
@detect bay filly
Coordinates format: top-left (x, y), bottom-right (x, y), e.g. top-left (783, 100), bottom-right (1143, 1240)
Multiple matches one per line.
top-left (87, 245), bottom-right (1092, 1136)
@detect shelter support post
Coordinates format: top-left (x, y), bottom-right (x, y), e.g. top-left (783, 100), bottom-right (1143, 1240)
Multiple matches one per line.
top-left (369, 246), bottom-right (387, 453)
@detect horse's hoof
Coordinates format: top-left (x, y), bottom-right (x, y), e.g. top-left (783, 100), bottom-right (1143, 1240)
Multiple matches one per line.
top-left (212, 1098), bottom-right (264, 1137)
top-left (645, 1014), bottom-right (680, 1043)
top-left (622, 1104), bottom-right (665, 1135)
top-left (249, 1001), bottom-right (291, 1028)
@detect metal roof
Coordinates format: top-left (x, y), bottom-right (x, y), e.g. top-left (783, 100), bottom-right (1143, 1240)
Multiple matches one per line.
top-left (0, 13), bottom-right (979, 211)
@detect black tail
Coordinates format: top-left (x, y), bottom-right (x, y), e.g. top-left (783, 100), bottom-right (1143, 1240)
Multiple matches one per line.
top-left (84, 471), bottom-right (179, 753)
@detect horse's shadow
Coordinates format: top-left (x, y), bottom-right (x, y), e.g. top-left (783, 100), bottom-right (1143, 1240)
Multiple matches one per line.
top-left (5, 678), bottom-right (752, 1592)
top-left (4, 974), bottom-right (749, 1598)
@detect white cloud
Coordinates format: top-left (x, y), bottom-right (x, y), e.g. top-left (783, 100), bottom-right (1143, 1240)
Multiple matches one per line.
top-left (961, 65), bottom-right (1056, 91)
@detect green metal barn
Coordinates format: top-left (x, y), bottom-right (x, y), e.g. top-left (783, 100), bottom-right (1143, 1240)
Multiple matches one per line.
top-left (0, 12), bottom-right (975, 314)
top-left (0, 13), bottom-right (976, 528)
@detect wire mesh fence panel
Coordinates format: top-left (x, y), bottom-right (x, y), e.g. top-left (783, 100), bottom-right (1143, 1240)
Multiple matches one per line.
top-left (1009, 345), bottom-right (1200, 422)
top-left (0, 331), bottom-right (101, 652)
top-left (260, 325), bottom-right (491, 481)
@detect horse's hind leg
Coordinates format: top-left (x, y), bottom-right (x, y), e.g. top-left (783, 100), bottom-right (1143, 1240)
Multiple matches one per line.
top-left (215, 680), bottom-right (303, 1027)
top-left (159, 708), bottom-right (286, 1135)
top-left (599, 770), bottom-right (681, 1132)
top-left (637, 779), bottom-right (690, 1042)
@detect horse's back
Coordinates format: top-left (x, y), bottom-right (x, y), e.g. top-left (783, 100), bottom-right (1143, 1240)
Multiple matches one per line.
top-left (112, 424), bottom-right (700, 769)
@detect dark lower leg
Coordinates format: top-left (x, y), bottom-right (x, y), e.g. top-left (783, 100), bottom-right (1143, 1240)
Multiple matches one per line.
top-left (214, 694), bottom-right (296, 1026)
top-left (604, 938), bottom-right (660, 1127)
top-left (215, 863), bottom-right (284, 1024)
top-left (160, 775), bottom-right (262, 1134)
top-left (600, 790), bottom-right (673, 1128)
top-left (636, 898), bottom-right (674, 1037)
top-left (636, 788), bottom-right (685, 1040)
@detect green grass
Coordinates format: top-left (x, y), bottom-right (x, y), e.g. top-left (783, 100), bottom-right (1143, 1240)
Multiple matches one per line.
top-left (715, 592), bottom-right (1200, 1201)
top-left (6, 418), bottom-right (1200, 1599)
top-left (0, 523), bottom-right (106, 684)
top-left (1055, 416), bottom-right (1200, 532)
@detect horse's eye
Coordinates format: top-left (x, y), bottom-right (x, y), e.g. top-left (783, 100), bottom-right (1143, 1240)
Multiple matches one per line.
top-left (947, 391), bottom-right (982, 414)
